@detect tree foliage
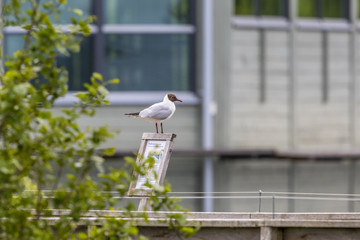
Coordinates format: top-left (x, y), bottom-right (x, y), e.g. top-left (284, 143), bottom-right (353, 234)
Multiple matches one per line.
top-left (0, 0), bottom-right (197, 239)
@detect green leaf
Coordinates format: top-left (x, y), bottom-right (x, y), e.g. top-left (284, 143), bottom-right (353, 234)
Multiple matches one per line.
top-left (181, 226), bottom-right (199, 238)
top-left (13, 83), bottom-right (30, 96)
top-left (98, 85), bottom-right (109, 97)
top-left (75, 92), bottom-right (88, 101)
top-left (102, 147), bottom-right (116, 156)
top-left (77, 232), bottom-right (88, 239)
top-left (39, 110), bottom-right (52, 119)
top-left (127, 226), bottom-right (139, 236)
top-left (92, 72), bottom-right (103, 81)
top-left (108, 78), bottom-right (120, 84)
top-left (73, 8), bottom-right (83, 16)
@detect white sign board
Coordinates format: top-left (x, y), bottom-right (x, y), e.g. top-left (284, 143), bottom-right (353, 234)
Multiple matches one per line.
top-left (128, 133), bottom-right (176, 196)
top-left (135, 140), bottom-right (166, 190)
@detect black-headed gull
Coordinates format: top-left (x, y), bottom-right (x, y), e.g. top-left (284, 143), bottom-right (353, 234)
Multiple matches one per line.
top-left (125, 93), bottom-right (182, 133)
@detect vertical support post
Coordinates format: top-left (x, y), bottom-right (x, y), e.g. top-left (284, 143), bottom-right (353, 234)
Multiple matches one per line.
top-left (261, 227), bottom-right (283, 240)
top-left (349, 0), bottom-right (358, 146)
top-left (258, 190), bottom-right (262, 212)
top-left (287, 160), bottom-right (296, 212)
top-left (272, 194), bottom-right (276, 219)
top-left (138, 198), bottom-right (151, 211)
top-left (288, 0), bottom-right (297, 149)
top-left (201, 0), bottom-right (215, 212)
top-left (347, 159), bottom-right (356, 212)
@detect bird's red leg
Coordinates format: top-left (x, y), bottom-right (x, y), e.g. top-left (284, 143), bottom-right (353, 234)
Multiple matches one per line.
top-left (161, 123), bottom-right (164, 134)
top-left (155, 123), bottom-right (159, 133)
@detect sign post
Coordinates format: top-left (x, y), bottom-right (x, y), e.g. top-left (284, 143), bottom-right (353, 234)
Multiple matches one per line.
top-left (128, 133), bottom-right (176, 211)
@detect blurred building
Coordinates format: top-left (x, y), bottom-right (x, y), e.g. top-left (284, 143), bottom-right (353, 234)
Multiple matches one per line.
top-left (4, 0), bottom-right (360, 212)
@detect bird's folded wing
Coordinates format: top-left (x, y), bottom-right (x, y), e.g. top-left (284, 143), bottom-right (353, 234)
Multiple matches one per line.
top-left (140, 104), bottom-right (172, 120)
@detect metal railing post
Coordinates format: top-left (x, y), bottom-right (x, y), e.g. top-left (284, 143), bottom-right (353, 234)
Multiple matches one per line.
top-left (258, 190), bottom-right (262, 212)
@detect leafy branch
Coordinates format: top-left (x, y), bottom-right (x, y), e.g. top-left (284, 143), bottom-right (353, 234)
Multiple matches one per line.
top-left (0, 0), bottom-right (198, 239)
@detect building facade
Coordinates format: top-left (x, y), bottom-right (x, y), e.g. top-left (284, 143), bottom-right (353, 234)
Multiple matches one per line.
top-left (4, 0), bottom-right (360, 212)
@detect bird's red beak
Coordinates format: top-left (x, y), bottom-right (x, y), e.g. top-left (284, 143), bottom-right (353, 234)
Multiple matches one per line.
top-left (177, 99), bottom-right (183, 102)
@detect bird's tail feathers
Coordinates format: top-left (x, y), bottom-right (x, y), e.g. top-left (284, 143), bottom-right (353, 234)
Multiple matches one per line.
top-left (125, 112), bottom-right (140, 117)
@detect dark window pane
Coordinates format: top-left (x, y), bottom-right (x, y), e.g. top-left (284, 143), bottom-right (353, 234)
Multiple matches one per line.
top-left (234, 0), bottom-right (255, 15)
top-left (322, 0), bottom-right (343, 18)
top-left (4, 34), bottom-right (93, 91)
top-left (261, 0), bottom-right (283, 16)
top-left (105, 0), bottom-right (191, 24)
top-left (234, 0), bottom-right (284, 16)
top-left (298, 0), bottom-right (317, 17)
top-left (4, 34), bottom-right (24, 56)
top-left (299, 0), bottom-right (344, 18)
top-left (105, 34), bottom-right (192, 91)
top-left (58, 37), bottom-right (94, 91)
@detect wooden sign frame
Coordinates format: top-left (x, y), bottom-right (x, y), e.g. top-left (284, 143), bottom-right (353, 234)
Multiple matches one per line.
top-left (128, 133), bottom-right (176, 197)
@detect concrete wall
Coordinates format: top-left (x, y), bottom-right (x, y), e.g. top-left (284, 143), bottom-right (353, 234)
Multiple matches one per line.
top-left (71, 212), bottom-right (360, 240)
top-left (140, 226), bottom-right (360, 240)
top-left (112, 212), bottom-right (360, 240)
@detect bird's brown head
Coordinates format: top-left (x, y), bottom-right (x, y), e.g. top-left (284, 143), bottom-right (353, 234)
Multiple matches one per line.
top-left (168, 93), bottom-right (182, 102)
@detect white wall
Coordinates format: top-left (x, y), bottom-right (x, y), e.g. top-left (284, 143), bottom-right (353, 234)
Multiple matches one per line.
top-left (225, 28), bottom-right (358, 151)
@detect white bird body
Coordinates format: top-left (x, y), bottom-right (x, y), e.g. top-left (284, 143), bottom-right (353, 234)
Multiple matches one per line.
top-left (125, 93), bottom-right (182, 133)
top-left (139, 94), bottom-right (176, 122)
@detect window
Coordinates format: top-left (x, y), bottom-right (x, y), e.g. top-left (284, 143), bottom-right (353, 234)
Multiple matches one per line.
top-left (298, 0), bottom-right (347, 18)
top-left (103, 0), bottom-right (195, 92)
top-left (104, 0), bottom-right (191, 24)
top-left (105, 34), bottom-right (191, 91)
top-left (59, 37), bottom-right (94, 91)
top-left (234, 0), bottom-right (287, 17)
top-left (4, 0), bottom-right (195, 94)
top-left (4, 33), bottom-right (94, 91)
